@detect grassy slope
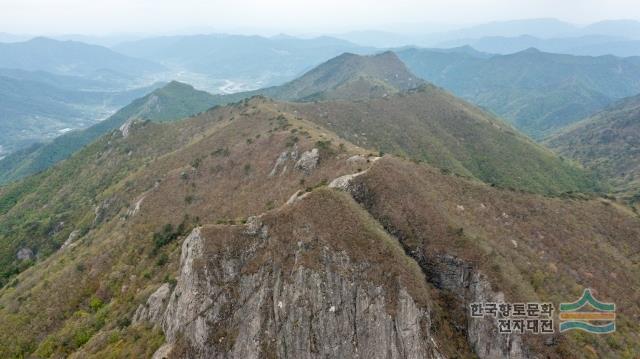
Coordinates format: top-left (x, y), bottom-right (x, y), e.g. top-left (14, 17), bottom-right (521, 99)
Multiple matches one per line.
top-left (0, 97), bottom-right (637, 357)
top-left (546, 94), bottom-right (640, 205)
top-left (0, 81), bottom-right (230, 184)
top-left (0, 97), bottom-right (398, 357)
top-left (287, 85), bottom-right (598, 195)
top-left (352, 157), bottom-right (640, 358)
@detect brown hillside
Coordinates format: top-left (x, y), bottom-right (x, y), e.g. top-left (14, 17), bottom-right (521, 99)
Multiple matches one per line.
top-left (0, 95), bottom-right (637, 358)
top-left (284, 85), bottom-right (597, 195)
top-left (347, 156), bottom-right (640, 357)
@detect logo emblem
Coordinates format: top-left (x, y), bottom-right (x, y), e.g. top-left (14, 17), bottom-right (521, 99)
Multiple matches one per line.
top-left (559, 289), bottom-right (615, 334)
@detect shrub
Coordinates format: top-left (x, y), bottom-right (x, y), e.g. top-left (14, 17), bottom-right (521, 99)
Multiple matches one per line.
top-left (89, 297), bottom-right (104, 312)
top-left (152, 222), bottom-right (187, 251)
top-left (156, 253), bottom-right (169, 267)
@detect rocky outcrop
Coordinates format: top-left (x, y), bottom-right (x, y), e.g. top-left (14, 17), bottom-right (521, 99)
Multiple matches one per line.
top-left (295, 148), bottom-right (319, 175)
top-left (133, 283), bottom-right (172, 327)
top-left (424, 255), bottom-right (529, 359)
top-left (328, 170), bottom-right (368, 192)
top-left (16, 247), bottom-right (34, 261)
top-left (119, 117), bottom-right (136, 138)
top-left (269, 144), bottom-right (299, 177)
top-left (337, 168), bottom-right (532, 359)
top-left (61, 230), bottom-right (81, 250)
top-left (138, 213), bottom-right (445, 359)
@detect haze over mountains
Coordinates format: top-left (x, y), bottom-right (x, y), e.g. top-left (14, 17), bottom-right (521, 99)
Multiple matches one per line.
top-left (2, 15), bottom-right (640, 358)
top-left (113, 34), bottom-right (375, 90)
top-left (398, 47), bottom-right (640, 138)
top-left (0, 51), bottom-right (638, 357)
top-left (1, 18), bottom-right (639, 158)
top-left (0, 51), bottom-right (597, 194)
top-left (335, 18), bottom-right (640, 55)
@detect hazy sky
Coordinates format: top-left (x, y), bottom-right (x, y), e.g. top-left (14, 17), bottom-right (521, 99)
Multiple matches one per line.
top-left (1, 0), bottom-right (639, 35)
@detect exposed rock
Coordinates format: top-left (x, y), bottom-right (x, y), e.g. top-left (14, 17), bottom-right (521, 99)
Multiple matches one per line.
top-left (269, 151), bottom-right (289, 177)
top-left (143, 220), bottom-right (445, 358)
top-left (152, 343), bottom-right (174, 359)
top-left (94, 197), bottom-right (116, 225)
top-left (346, 154), bottom-right (367, 166)
top-left (328, 170), bottom-right (368, 192)
top-left (243, 216), bottom-right (268, 239)
top-left (119, 117), bottom-right (136, 138)
top-left (339, 172), bottom-right (531, 359)
top-left (16, 247), bottom-right (34, 261)
top-left (286, 190), bottom-right (310, 205)
top-left (127, 195), bottom-right (147, 217)
top-left (61, 230), bottom-right (81, 250)
top-left (133, 283), bottom-right (172, 327)
top-left (294, 148), bottom-right (319, 175)
top-left (269, 144), bottom-right (299, 177)
top-left (398, 252), bottom-right (530, 359)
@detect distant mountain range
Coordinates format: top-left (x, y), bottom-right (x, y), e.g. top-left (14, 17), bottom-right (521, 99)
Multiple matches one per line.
top-left (0, 52), bottom-right (423, 183)
top-left (547, 93), bottom-right (640, 205)
top-left (438, 34), bottom-right (640, 57)
top-left (0, 37), bottom-right (165, 79)
top-left (0, 52), bottom-right (597, 197)
top-left (335, 19), bottom-right (640, 48)
top-left (113, 34), bottom-right (375, 88)
top-left (397, 47), bottom-right (640, 138)
top-left (0, 38), bottom-right (172, 155)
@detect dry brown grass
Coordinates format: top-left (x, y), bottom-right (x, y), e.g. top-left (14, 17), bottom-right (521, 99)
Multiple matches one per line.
top-left (351, 157), bottom-right (640, 357)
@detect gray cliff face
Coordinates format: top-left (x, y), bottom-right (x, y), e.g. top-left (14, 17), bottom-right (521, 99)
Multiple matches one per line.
top-left (138, 223), bottom-right (446, 359)
top-left (337, 171), bottom-right (532, 359)
top-left (133, 163), bottom-right (533, 359)
top-left (425, 255), bottom-right (529, 359)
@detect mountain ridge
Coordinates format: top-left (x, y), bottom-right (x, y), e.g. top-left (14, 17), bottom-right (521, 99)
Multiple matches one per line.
top-left (546, 93), bottom-right (640, 206)
top-left (397, 47), bottom-right (640, 138)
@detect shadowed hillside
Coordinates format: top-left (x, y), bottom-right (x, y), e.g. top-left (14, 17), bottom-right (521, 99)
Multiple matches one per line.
top-left (546, 94), bottom-right (640, 207)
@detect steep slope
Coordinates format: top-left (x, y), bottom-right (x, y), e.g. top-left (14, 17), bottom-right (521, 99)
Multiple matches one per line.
top-left (0, 81), bottom-right (224, 184)
top-left (397, 47), bottom-right (640, 138)
top-left (0, 97), bottom-right (467, 358)
top-left (546, 94), bottom-right (640, 205)
top-left (286, 85), bottom-right (598, 195)
top-left (340, 157), bottom-right (640, 357)
top-left (0, 37), bottom-right (165, 78)
top-left (0, 97), bottom-right (638, 357)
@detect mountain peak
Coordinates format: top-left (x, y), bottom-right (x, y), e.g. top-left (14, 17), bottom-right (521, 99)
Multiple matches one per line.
top-left (162, 80), bottom-right (196, 91)
top-left (520, 47), bottom-right (542, 53)
top-left (264, 51), bottom-right (425, 101)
